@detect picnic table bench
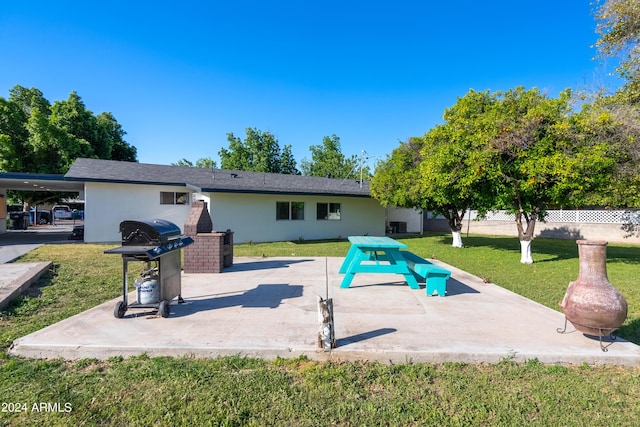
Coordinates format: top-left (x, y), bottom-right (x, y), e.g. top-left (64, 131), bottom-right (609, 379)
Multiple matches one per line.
top-left (338, 236), bottom-right (451, 296)
top-left (398, 250), bottom-right (451, 296)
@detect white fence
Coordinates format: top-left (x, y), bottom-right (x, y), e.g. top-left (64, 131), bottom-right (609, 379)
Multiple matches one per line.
top-left (425, 209), bottom-right (640, 244)
top-left (462, 210), bottom-right (630, 224)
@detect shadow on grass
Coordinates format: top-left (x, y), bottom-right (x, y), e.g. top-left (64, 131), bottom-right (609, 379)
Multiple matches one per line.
top-left (289, 238), bottom-right (349, 245)
top-left (402, 232), bottom-right (640, 266)
top-left (617, 318), bottom-right (640, 346)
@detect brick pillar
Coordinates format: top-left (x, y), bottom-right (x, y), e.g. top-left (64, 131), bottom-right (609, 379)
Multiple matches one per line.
top-left (223, 230), bottom-right (234, 268)
top-left (184, 200), bottom-right (212, 235)
top-left (184, 232), bottom-right (226, 273)
top-left (183, 200), bottom-right (233, 273)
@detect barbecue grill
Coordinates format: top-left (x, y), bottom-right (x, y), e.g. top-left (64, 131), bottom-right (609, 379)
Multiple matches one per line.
top-left (105, 219), bottom-right (194, 318)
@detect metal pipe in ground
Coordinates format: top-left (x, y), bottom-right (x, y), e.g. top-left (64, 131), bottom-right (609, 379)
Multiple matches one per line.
top-left (317, 257), bottom-right (335, 351)
top-left (317, 296), bottom-right (335, 351)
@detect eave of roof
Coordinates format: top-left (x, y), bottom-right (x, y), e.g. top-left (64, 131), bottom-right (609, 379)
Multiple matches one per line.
top-left (65, 158), bottom-right (372, 197)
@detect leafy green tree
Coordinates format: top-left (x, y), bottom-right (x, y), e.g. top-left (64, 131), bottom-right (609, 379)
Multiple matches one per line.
top-left (50, 92), bottom-right (96, 157)
top-left (280, 144), bottom-right (300, 175)
top-left (0, 86), bottom-right (49, 172)
top-left (591, 0), bottom-right (640, 206)
top-left (1, 85), bottom-right (136, 171)
top-left (571, 100), bottom-right (640, 237)
top-left (173, 158), bottom-right (195, 167)
top-left (0, 84), bottom-right (137, 206)
top-left (594, 0), bottom-right (640, 103)
top-left (173, 157), bottom-right (218, 168)
top-left (218, 127), bottom-right (297, 173)
top-left (371, 137), bottom-right (423, 211)
top-left (374, 87), bottom-right (625, 260)
top-left (566, 101), bottom-right (640, 208)
top-left (25, 104), bottom-right (63, 174)
top-left (371, 90), bottom-right (495, 248)
top-left (300, 134), bottom-right (368, 179)
top-left (0, 98), bottom-right (29, 171)
top-left (49, 92), bottom-right (136, 163)
top-left (483, 87), bottom-right (620, 263)
top-left (95, 112), bottom-right (136, 161)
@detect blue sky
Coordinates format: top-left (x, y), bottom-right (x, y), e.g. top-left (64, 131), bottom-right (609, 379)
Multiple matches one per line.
top-left (0, 1), bottom-right (618, 171)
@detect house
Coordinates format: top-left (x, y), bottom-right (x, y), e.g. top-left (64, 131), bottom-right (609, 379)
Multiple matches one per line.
top-left (58, 158), bottom-right (385, 243)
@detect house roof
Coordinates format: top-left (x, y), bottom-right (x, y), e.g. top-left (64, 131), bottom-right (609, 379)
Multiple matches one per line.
top-left (64, 158), bottom-right (372, 197)
top-left (0, 171), bottom-right (84, 192)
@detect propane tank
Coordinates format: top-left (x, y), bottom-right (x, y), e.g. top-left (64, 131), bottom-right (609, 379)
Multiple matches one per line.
top-left (135, 274), bottom-right (159, 305)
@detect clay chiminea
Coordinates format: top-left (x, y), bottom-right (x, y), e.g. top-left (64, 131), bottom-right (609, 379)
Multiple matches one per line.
top-left (559, 240), bottom-right (628, 349)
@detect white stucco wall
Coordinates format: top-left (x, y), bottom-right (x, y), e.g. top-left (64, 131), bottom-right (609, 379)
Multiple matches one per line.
top-left (209, 193), bottom-right (385, 244)
top-left (83, 182), bottom-right (194, 243)
top-left (83, 182), bottom-right (385, 243)
top-left (385, 206), bottom-right (423, 233)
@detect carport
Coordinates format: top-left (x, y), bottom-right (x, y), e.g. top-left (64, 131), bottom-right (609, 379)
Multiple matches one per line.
top-left (0, 171), bottom-right (84, 235)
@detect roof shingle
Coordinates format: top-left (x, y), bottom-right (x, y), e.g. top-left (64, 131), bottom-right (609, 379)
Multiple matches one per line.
top-left (65, 158), bottom-right (371, 197)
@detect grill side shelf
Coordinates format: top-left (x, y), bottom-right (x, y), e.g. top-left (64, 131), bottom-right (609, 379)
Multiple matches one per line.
top-left (104, 237), bottom-right (194, 260)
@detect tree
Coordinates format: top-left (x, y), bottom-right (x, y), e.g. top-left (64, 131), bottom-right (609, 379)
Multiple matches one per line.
top-left (96, 112), bottom-right (137, 161)
top-left (371, 90), bottom-right (495, 248)
top-left (371, 137), bottom-right (423, 210)
top-left (585, 1), bottom-right (640, 234)
top-left (484, 87), bottom-right (620, 263)
top-left (0, 86), bottom-right (49, 172)
top-left (374, 87), bottom-right (625, 261)
top-left (1, 85), bottom-right (137, 171)
top-left (594, 0), bottom-right (640, 103)
top-left (573, 101), bottom-right (640, 236)
top-left (173, 157), bottom-right (218, 168)
top-left (280, 144), bottom-right (300, 175)
top-left (218, 127), bottom-right (297, 173)
top-left (0, 84), bottom-right (137, 206)
top-left (0, 97), bottom-right (29, 172)
top-left (300, 134), bottom-right (368, 179)
top-left (568, 101), bottom-right (640, 207)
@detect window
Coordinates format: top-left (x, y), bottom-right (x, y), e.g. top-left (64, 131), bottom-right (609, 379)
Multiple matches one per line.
top-left (276, 202), bottom-right (289, 220)
top-left (317, 202), bottom-right (341, 220)
top-left (276, 201), bottom-right (305, 220)
top-left (291, 202), bottom-right (305, 220)
top-left (160, 191), bottom-right (189, 205)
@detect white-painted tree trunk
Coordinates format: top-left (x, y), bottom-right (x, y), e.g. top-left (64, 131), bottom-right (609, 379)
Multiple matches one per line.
top-left (520, 240), bottom-right (533, 264)
top-left (451, 230), bottom-right (463, 248)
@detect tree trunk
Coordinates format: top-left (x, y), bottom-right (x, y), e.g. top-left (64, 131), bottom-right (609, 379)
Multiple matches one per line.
top-left (442, 207), bottom-right (465, 248)
top-left (520, 240), bottom-right (533, 264)
top-left (515, 207), bottom-right (538, 264)
top-left (451, 230), bottom-right (463, 248)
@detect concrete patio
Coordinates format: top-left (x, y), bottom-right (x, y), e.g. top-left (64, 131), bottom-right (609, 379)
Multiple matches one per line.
top-left (7, 255), bottom-right (640, 366)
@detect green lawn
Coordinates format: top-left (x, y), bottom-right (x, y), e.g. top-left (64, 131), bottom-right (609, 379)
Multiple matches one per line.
top-left (1, 233), bottom-right (639, 425)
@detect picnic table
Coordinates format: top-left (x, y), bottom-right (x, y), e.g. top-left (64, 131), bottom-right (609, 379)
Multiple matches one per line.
top-left (338, 236), bottom-right (452, 296)
top-left (338, 236), bottom-right (421, 289)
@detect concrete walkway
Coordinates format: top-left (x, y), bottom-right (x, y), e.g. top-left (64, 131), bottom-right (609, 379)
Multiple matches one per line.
top-left (8, 255), bottom-right (640, 366)
top-left (0, 224), bottom-right (79, 310)
top-left (0, 223), bottom-right (78, 263)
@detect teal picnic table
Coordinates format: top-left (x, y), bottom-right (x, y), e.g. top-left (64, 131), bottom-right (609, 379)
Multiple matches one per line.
top-left (339, 236), bottom-right (420, 289)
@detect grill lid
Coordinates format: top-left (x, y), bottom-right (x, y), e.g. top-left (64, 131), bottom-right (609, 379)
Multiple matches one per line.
top-left (120, 219), bottom-right (182, 245)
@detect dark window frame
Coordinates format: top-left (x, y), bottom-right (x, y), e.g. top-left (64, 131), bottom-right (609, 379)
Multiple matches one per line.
top-left (276, 201), bottom-right (305, 221)
top-left (160, 191), bottom-right (190, 205)
top-left (316, 202), bottom-right (341, 220)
